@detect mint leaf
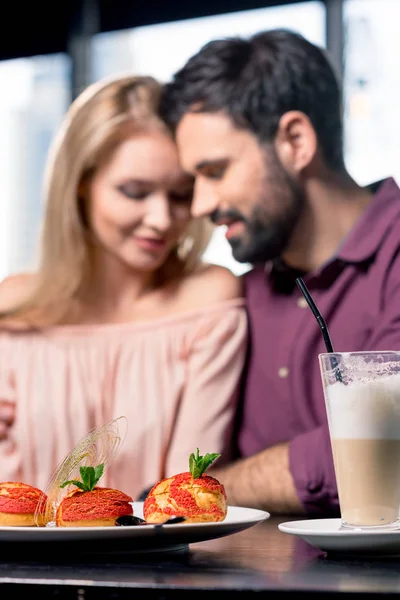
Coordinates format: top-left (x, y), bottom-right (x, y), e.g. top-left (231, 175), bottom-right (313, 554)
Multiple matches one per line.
top-left (94, 463), bottom-right (104, 483)
top-left (189, 448), bottom-right (200, 475)
top-left (60, 479), bottom-right (86, 490)
top-left (94, 463), bottom-right (104, 482)
top-left (189, 449), bottom-right (220, 479)
top-left (201, 453), bottom-right (220, 471)
top-left (80, 466), bottom-right (94, 490)
top-left (60, 463), bottom-right (105, 491)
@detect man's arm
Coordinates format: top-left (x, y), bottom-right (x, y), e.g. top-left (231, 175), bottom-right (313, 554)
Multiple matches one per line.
top-left (210, 442), bottom-right (305, 514)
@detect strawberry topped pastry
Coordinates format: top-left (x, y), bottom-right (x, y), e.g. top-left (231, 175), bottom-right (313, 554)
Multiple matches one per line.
top-left (0, 482), bottom-right (47, 527)
top-left (56, 463), bottom-right (133, 527)
top-left (144, 449), bottom-right (227, 524)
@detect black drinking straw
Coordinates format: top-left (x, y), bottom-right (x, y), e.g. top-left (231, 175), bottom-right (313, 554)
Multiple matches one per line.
top-left (295, 277), bottom-right (343, 382)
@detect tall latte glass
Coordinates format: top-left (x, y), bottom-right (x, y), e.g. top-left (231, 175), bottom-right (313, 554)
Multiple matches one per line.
top-left (319, 351), bottom-right (400, 530)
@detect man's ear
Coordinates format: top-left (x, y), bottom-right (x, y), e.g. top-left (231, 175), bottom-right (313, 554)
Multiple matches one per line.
top-left (274, 110), bottom-right (317, 174)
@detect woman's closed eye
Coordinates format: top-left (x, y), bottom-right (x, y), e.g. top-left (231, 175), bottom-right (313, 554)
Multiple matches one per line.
top-left (116, 182), bottom-right (150, 200)
top-left (116, 182), bottom-right (193, 205)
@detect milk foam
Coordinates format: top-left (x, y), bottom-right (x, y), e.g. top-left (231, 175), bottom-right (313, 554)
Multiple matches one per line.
top-left (326, 373), bottom-right (400, 439)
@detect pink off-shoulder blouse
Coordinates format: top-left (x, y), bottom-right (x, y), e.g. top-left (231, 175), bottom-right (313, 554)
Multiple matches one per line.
top-left (0, 298), bottom-right (247, 499)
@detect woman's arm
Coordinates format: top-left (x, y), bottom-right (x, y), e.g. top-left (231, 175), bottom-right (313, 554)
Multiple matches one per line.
top-left (165, 298), bottom-right (248, 477)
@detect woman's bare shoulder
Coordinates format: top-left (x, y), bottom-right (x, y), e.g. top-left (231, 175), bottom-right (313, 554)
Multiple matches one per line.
top-left (0, 273), bottom-right (35, 312)
top-left (175, 263), bottom-right (244, 310)
top-left (195, 262), bottom-right (243, 298)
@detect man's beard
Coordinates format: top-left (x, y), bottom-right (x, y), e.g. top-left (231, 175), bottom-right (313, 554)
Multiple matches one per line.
top-left (212, 153), bottom-right (305, 264)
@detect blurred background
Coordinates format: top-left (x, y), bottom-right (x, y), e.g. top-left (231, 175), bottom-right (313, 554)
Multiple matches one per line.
top-left (0, 0), bottom-right (399, 280)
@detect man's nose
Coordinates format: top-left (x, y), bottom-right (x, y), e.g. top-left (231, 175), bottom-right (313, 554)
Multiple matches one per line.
top-left (191, 178), bottom-right (219, 218)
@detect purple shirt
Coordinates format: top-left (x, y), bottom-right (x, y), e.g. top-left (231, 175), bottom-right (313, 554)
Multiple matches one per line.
top-left (238, 177), bottom-right (400, 515)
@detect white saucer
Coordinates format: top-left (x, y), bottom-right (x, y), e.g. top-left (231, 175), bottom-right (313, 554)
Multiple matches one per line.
top-left (279, 518), bottom-right (400, 556)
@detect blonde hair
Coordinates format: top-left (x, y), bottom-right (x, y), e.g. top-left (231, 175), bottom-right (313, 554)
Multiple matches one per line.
top-left (2, 75), bottom-right (213, 325)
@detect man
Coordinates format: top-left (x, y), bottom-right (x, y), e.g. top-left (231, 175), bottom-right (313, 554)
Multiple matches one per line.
top-left (160, 28), bottom-right (400, 516)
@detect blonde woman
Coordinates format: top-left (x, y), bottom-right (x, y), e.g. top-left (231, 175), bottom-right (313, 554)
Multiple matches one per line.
top-left (0, 75), bottom-right (247, 499)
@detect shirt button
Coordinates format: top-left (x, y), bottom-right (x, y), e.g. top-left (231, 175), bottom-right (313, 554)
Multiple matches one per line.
top-left (278, 367), bottom-right (289, 378)
top-left (297, 297), bottom-right (308, 308)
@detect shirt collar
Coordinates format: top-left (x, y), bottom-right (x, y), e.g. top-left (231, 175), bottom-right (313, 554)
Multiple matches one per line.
top-left (262, 177), bottom-right (400, 290)
top-left (336, 177), bottom-right (400, 263)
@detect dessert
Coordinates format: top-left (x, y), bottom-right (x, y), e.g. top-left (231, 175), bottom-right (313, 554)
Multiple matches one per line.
top-left (38, 416), bottom-right (128, 526)
top-left (144, 449), bottom-right (227, 524)
top-left (55, 463), bottom-right (133, 527)
top-left (0, 482), bottom-right (47, 527)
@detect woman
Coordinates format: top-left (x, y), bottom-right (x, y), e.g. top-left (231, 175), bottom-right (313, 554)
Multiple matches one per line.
top-left (0, 75), bottom-right (247, 499)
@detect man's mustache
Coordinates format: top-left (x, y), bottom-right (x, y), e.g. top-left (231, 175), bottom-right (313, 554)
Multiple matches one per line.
top-left (210, 209), bottom-right (245, 225)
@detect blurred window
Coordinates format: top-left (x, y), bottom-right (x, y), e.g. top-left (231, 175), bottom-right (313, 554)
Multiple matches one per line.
top-left (343, 0), bottom-right (400, 186)
top-left (0, 54), bottom-right (71, 279)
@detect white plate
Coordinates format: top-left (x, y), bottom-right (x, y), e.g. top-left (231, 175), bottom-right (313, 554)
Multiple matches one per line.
top-left (279, 518), bottom-right (400, 556)
top-left (0, 502), bottom-right (269, 556)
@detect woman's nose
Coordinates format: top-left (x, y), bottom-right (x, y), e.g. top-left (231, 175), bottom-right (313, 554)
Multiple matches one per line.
top-left (143, 194), bottom-right (172, 232)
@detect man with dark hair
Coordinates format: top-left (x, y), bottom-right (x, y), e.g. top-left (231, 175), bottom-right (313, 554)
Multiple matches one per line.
top-left (160, 28), bottom-right (400, 515)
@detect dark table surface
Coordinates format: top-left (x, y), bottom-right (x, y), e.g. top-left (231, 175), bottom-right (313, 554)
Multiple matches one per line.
top-left (1, 514), bottom-right (400, 598)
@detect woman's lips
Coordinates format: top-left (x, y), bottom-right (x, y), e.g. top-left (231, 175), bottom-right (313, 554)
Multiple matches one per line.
top-left (134, 237), bottom-right (167, 252)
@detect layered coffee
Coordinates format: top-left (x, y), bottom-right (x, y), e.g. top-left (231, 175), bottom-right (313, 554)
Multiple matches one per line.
top-left (326, 373), bottom-right (400, 528)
